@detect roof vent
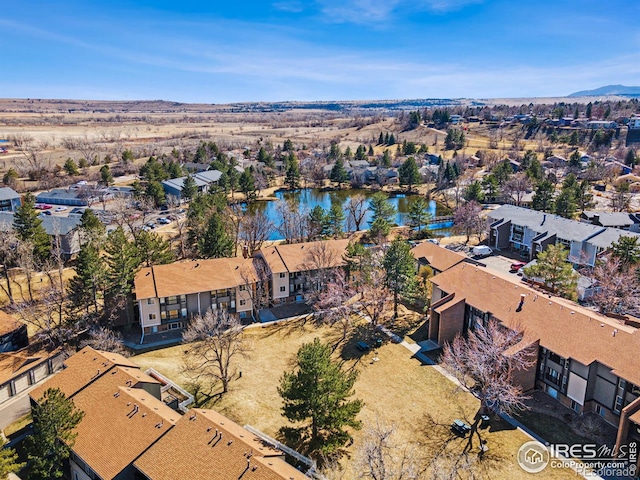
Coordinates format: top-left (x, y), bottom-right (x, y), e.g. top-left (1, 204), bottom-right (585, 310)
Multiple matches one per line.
top-left (613, 329), bottom-right (618, 337)
top-left (113, 392), bottom-right (120, 398)
top-left (601, 324), bottom-right (605, 327)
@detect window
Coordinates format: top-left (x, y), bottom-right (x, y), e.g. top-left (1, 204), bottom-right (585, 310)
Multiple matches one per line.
top-left (548, 352), bottom-right (563, 365)
top-left (148, 313), bottom-right (156, 320)
top-left (161, 310), bottom-right (167, 320)
top-left (168, 309), bottom-right (179, 320)
top-left (570, 400), bottom-right (581, 413)
top-left (239, 284), bottom-right (246, 291)
top-left (239, 299), bottom-right (246, 306)
top-left (614, 395), bottom-right (624, 414)
top-left (280, 286), bottom-right (286, 292)
top-left (166, 296), bottom-right (178, 305)
top-left (279, 272), bottom-right (286, 278)
top-left (147, 298), bottom-right (155, 305)
top-left (181, 307), bottom-right (187, 318)
top-left (595, 404), bottom-right (606, 417)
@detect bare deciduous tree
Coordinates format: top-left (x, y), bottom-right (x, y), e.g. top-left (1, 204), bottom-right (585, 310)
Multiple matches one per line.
top-left (81, 326), bottom-right (128, 356)
top-left (355, 419), bottom-right (426, 480)
top-left (453, 201), bottom-right (485, 245)
top-left (345, 194), bottom-right (369, 232)
top-left (276, 199), bottom-right (308, 244)
top-left (239, 210), bottom-right (274, 256)
top-left (182, 309), bottom-right (252, 394)
top-left (442, 319), bottom-right (534, 415)
top-left (360, 268), bottom-right (391, 331)
top-left (590, 258), bottom-right (639, 315)
top-left (501, 173), bottom-right (532, 206)
top-left (313, 269), bottom-right (357, 341)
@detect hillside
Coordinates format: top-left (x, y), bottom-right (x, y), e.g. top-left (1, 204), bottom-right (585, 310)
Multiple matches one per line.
top-left (569, 85), bottom-right (640, 97)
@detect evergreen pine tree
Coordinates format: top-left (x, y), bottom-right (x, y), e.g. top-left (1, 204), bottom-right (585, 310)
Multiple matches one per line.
top-left (13, 193), bottom-right (50, 263)
top-left (198, 213), bottom-right (234, 258)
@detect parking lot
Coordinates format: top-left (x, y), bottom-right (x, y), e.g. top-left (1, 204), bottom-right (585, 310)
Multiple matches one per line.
top-left (476, 253), bottom-right (526, 277)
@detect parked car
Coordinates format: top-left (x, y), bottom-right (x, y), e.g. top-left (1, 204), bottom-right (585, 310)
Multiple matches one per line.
top-left (159, 205), bottom-right (169, 212)
top-left (157, 217), bottom-right (171, 225)
top-left (55, 206), bottom-right (68, 212)
top-left (146, 222), bottom-right (156, 229)
top-left (36, 203), bottom-right (53, 210)
top-left (39, 211), bottom-right (52, 216)
top-left (510, 261), bottom-right (527, 272)
top-left (356, 341), bottom-right (370, 352)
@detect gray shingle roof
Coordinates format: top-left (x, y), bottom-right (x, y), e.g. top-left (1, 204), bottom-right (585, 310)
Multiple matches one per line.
top-left (488, 205), bottom-right (603, 242)
top-left (0, 187), bottom-right (20, 201)
top-left (0, 212), bottom-right (81, 235)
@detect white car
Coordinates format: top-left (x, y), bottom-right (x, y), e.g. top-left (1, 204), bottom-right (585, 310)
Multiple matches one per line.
top-left (54, 206), bottom-right (68, 212)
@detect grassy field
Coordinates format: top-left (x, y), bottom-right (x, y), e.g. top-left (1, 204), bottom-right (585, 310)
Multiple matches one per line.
top-left (135, 318), bottom-right (578, 479)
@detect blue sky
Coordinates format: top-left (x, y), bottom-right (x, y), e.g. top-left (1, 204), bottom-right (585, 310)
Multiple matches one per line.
top-left (1, 1), bottom-right (639, 102)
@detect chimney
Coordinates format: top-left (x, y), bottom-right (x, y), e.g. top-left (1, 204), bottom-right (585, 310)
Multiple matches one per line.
top-left (516, 294), bottom-right (525, 312)
top-left (593, 214), bottom-right (600, 225)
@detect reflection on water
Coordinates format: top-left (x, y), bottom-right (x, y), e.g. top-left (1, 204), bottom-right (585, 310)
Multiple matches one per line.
top-left (246, 188), bottom-right (452, 240)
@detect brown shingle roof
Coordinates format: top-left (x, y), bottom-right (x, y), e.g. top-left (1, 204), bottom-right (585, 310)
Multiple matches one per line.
top-left (410, 242), bottom-right (466, 273)
top-left (0, 310), bottom-right (22, 336)
top-left (260, 239), bottom-right (350, 275)
top-left (431, 264), bottom-right (640, 386)
top-left (134, 409), bottom-right (307, 480)
top-left (30, 346), bottom-right (138, 400)
top-left (134, 257), bottom-right (257, 300)
top-left (68, 368), bottom-right (177, 480)
top-left (0, 352), bottom-right (49, 386)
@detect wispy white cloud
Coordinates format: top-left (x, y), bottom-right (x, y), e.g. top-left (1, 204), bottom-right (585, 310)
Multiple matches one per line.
top-left (272, 1), bottom-right (305, 13)
top-left (316, 0), bottom-right (482, 23)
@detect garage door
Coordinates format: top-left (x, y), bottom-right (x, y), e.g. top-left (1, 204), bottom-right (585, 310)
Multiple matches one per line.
top-left (13, 374), bottom-right (30, 394)
top-left (0, 384), bottom-right (10, 403)
top-left (33, 362), bottom-right (49, 382)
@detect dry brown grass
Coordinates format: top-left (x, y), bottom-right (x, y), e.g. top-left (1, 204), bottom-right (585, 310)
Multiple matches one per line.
top-left (135, 319), bottom-right (577, 479)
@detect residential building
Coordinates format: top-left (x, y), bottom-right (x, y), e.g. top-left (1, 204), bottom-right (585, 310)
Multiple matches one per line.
top-left (36, 187), bottom-right (106, 206)
top-left (133, 409), bottom-right (307, 480)
top-left (0, 349), bottom-right (64, 404)
top-left (0, 211), bottom-right (82, 258)
top-left (134, 257), bottom-right (257, 337)
top-left (586, 120), bottom-right (618, 129)
top-left (161, 170), bottom-right (222, 199)
top-left (0, 187), bottom-right (21, 212)
top-left (0, 310), bottom-right (28, 353)
top-left (428, 263), bottom-right (640, 452)
top-left (257, 239), bottom-right (350, 304)
top-left (29, 347), bottom-right (308, 480)
top-left (410, 241), bottom-right (467, 275)
top-left (487, 205), bottom-right (640, 266)
top-left (580, 211), bottom-right (640, 232)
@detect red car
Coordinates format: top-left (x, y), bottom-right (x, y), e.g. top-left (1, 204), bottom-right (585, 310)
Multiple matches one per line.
top-left (510, 261), bottom-right (527, 272)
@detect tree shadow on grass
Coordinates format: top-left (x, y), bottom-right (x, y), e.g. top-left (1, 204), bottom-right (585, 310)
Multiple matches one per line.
top-left (184, 380), bottom-right (224, 408)
top-left (417, 407), bottom-right (506, 478)
top-left (254, 315), bottom-right (313, 339)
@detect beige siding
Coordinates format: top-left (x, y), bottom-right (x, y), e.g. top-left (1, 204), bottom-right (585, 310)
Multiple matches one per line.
top-left (139, 298), bottom-right (161, 328)
top-left (272, 272), bottom-right (289, 300)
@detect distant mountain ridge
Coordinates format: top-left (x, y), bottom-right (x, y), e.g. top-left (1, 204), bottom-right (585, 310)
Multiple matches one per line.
top-left (569, 85), bottom-right (640, 97)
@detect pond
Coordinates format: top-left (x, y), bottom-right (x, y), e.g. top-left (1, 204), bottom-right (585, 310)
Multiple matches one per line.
top-left (246, 188), bottom-right (453, 240)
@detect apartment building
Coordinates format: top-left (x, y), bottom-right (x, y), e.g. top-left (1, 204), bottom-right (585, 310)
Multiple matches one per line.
top-left (428, 262), bottom-right (640, 451)
top-left (29, 347), bottom-right (308, 480)
top-left (257, 239), bottom-right (350, 304)
top-left (134, 257), bottom-right (257, 337)
top-left (487, 205), bottom-right (640, 266)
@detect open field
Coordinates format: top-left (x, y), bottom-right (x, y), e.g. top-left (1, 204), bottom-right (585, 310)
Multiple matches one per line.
top-left (135, 318), bottom-right (578, 479)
